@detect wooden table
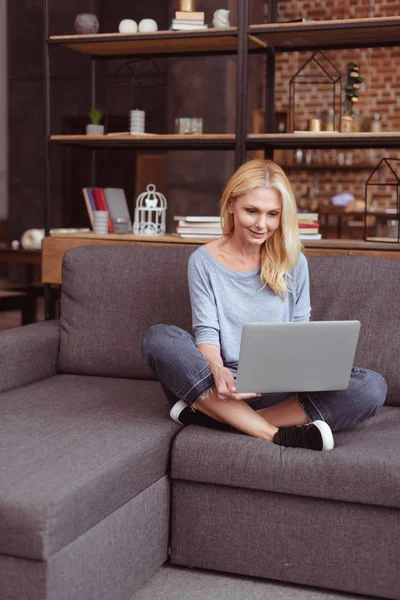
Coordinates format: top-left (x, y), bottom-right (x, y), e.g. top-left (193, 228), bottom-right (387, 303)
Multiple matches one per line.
top-left (42, 233), bottom-right (400, 286)
top-left (0, 245), bottom-right (41, 267)
top-left (318, 210), bottom-right (398, 239)
top-left (0, 245), bottom-right (43, 323)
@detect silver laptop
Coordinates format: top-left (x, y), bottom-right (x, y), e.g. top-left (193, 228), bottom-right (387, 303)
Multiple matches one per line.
top-left (235, 321), bottom-right (361, 394)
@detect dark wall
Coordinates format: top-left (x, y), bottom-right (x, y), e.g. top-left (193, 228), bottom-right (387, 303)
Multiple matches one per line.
top-left (7, 0), bottom-right (169, 240)
top-left (8, 0), bottom-right (265, 241)
top-left (166, 0), bottom-right (264, 231)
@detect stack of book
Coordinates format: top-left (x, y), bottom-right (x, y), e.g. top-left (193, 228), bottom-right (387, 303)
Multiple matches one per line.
top-left (173, 216), bottom-right (223, 238)
top-left (298, 212), bottom-right (321, 240)
top-left (171, 10), bottom-right (207, 31)
top-left (82, 187), bottom-right (132, 234)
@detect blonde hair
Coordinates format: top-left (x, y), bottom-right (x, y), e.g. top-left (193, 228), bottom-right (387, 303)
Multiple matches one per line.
top-left (220, 159), bottom-right (302, 298)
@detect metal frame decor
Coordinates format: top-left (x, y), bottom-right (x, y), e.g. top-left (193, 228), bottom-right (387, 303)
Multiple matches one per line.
top-left (364, 158), bottom-right (400, 243)
top-left (289, 51), bottom-right (342, 133)
top-left (104, 57), bottom-right (166, 134)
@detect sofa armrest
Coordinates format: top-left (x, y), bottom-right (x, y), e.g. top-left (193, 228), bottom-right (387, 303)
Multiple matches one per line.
top-left (0, 320), bottom-right (60, 393)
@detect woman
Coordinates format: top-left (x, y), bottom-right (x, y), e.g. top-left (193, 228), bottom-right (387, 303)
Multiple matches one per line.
top-left (142, 159), bottom-right (387, 451)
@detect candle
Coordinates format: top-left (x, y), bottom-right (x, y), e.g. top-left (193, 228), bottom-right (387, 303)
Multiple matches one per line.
top-left (178, 0), bottom-right (196, 11)
top-left (129, 109), bottom-right (145, 134)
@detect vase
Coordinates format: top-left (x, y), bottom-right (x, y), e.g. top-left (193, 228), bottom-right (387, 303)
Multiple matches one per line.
top-left (138, 19), bottom-right (158, 32)
top-left (74, 13), bottom-right (100, 35)
top-left (213, 9), bottom-right (231, 28)
top-left (341, 115), bottom-right (354, 133)
top-left (86, 124), bottom-right (104, 135)
top-left (118, 19), bottom-right (138, 33)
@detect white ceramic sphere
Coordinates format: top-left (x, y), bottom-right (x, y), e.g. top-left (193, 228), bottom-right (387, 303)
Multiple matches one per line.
top-left (138, 19), bottom-right (158, 32)
top-left (118, 19), bottom-right (138, 34)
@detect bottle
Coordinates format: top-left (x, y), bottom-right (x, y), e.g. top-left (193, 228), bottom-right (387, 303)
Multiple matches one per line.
top-left (324, 108), bottom-right (335, 132)
top-left (370, 113), bottom-right (381, 133)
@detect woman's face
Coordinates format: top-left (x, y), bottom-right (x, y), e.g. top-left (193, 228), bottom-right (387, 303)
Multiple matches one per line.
top-left (228, 186), bottom-right (282, 245)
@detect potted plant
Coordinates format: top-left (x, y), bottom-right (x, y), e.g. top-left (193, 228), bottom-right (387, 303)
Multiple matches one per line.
top-left (341, 62), bottom-right (363, 132)
top-left (86, 108), bottom-right (104, 135)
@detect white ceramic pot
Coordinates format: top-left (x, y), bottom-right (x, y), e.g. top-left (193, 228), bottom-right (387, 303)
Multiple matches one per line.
top-left (118, 19), bottom-right (138, 33)
top-left (213, 9), bottom-right (230, 28)
top-left (138, 19), bottom-right (158, 32)
top-left (86, 124), bottom-right (104, 135)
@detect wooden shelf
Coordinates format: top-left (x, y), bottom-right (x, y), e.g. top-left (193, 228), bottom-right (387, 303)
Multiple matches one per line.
top-left (281, 163), bottom-right (375, 171)
top-left (42, 234), bottom-right (400, 285)
top-left (47, 232), bottom-right (400, 249)
top-left (249, 17), bottom-right (400, 51)
top-left (247, 132), bottom-right (400, 149)
top-left (50, 133), bottom-right (236, 150)
top-left (49, 232), bottom-right (206, 243)
top-left (48, 29), bottom-right (266, 57)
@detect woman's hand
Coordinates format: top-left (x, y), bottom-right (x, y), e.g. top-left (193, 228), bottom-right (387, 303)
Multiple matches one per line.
top-left (212, 365), bottom-right (261, 402)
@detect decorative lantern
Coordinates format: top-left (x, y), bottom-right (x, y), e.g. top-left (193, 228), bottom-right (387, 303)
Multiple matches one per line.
top-left (364, 158), bottom-right (400, 243)
top-left (289, 51), bottom-right (342, 133)
top-left (133, 184), bottom-right (167, 236)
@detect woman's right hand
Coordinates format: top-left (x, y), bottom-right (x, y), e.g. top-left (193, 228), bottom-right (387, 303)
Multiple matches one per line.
top-left (212, 365), bottom-right (261, 402)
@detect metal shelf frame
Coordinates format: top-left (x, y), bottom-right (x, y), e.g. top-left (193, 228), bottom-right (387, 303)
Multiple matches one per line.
top-left (43, 1), bottom-right (400, 317)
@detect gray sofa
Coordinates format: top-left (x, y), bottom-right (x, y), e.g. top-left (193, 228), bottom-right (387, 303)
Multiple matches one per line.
top-left (1, 245), bottom-right (399, 600)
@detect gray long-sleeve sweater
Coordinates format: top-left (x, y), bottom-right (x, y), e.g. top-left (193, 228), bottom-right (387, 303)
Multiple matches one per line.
top-left (188, 245), bottom-right (311, 374)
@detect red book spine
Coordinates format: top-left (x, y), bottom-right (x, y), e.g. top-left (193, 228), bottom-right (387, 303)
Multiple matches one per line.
top-left (298, 222), bottom-right (319, 229)
top-left (92, 188), bottom-right (114, 233)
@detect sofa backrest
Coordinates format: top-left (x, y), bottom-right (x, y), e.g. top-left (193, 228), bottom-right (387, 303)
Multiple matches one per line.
top-left (308, 255), bottom-right (399, 406)
top-left (57, 245), bottom-right (195, 381)
top-left (57, 247), bottom-right (399, 406)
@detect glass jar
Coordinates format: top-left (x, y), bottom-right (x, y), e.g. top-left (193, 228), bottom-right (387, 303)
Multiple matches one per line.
top-left (112, 217), bottom-right (130, 234)
top-left (341, 115), bottom-right (354, 133)
top-left (370, 113), bottom-right (382, 133)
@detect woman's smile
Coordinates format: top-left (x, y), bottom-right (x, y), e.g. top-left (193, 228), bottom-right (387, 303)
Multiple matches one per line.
top-left (249, 229), bottom-right (268, 237)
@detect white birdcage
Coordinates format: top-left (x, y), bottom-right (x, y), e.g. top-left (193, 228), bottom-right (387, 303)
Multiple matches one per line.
top-left (133, 184), bottom-right (167, 236)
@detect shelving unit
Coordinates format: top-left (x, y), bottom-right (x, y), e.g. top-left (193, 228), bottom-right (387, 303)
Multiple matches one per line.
top-left (48, 28), bottom-right (266, 57)
top-left (247, 132), bottom-right (400, 151)
top-left (50, 133), bottom-right (237, 150)
top-left (43, 1), bottom-right (400, 317)
top-left (249, 16), bottom-right (400, 51)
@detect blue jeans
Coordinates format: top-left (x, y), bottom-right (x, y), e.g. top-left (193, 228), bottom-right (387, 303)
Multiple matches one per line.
top-left (142, 324), bottom-right (387, 433)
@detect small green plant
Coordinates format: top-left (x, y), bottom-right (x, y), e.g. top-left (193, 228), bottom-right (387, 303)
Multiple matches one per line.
top-left (88, 107), bottom-right (104, 125)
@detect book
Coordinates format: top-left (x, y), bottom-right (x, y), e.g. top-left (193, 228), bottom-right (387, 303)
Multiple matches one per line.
top-left (82, 187), bottom-right (95, 227)
top-left (175, 11), bottom-right (205, 20)
top-left (299, 233), bottom-right (322, 240)
top-left (297, 212), bottom-right (319, 220)
top-left (297, 228), bottom-right (320, 235)
top-left (173, 232), bottom-right (221, 238)
top-left (176, 220), bottom-right (222, 228)
top-left (172, 18), bottom-right (205, 25)
top-left (104, 188), bottom-right (132, 230)
top-left (87, 188), bottom-right (96, 213)
top-left (298, 222), bottom-right (319, 228)
top-left (176, 226), bottom-right (223, 235)
top-left (298, 220), bottom-right (319, 226)
top-left (92, 188), bottom-right (114, 233)
top-left (173, 215), bottom-right (221, 222)
top-left (171, 22), bottom-right (208, 30)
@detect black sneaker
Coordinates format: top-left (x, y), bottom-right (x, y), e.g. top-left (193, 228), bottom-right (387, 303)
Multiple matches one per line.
top-left (273, 420), bottom-right (334, 451)
top-left (170, 400), bottom-right (229, 430)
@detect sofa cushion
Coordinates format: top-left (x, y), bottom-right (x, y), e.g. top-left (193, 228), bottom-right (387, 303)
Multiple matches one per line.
top-left (171, 407), bottom-right (400, 510)
top-left (57, 246), bottom-right (196, 379)
top-left (0, 375), bottom-right (179, 561)
top-left (308, 256), bottom-right (400, 406)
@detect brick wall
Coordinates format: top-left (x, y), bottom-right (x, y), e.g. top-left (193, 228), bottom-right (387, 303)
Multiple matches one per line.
top-left (262, 0), bottom-right (400, 213)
